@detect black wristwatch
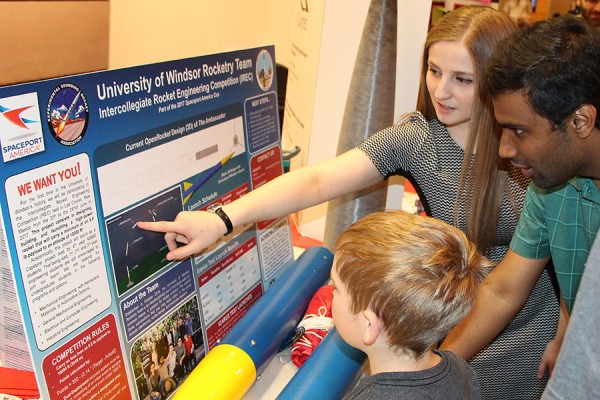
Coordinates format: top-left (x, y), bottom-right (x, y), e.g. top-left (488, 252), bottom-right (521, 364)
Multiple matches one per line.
top-left (211, 206), bottom-right (233, 236)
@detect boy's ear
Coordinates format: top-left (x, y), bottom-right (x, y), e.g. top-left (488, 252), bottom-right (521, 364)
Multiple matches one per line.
top-left (362, 309), bottom-right (381, 346)
top-left (571, 104), bottom-right (597, 139)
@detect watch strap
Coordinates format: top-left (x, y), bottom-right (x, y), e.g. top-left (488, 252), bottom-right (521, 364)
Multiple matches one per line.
top-left (214, 207), bottom-right (233, 236)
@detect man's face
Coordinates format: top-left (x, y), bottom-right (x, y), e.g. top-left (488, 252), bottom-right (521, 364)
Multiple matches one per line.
top-left (581, 0), bottom-right (600, 30)
top-left (493, 91), bottom-right (580, 188)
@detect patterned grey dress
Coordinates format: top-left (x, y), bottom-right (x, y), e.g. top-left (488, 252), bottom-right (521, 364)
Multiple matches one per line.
top-left (358, 112), bottom-right (559, 400)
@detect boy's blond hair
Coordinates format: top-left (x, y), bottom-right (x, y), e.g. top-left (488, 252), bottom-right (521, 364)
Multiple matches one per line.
top-left (334, 211), bottom-right (489, 358)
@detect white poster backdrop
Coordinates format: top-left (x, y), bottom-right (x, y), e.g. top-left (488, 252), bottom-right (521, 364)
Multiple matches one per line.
top-left (285, 1), bottom-right (432, 241)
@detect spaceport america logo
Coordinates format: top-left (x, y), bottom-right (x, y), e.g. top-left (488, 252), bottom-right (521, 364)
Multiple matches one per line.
top-left (0, 92), bottom-right (45, 162)
top-left (47, 83), bottom-right (89, 146)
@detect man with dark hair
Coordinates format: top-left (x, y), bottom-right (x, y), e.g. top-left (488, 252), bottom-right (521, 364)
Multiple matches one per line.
top-left (184, 312), bottom-right (196, 345)
top-left (165, 324), bottom-right (177, 347)
top-left (139, 339), bottom-right (153, 394)
top-left (148, 362), bottom-right (162, 400)
top-left (441, 15), bottom-right (600, 398)
top-left (580, 0), bottom-right (600, 30)
top-left (174, 336), bottom-right (186, 380)
top-left (177, 317), bottom-right (186, 341)
top-left (155, 330), bottom-right (168, 365)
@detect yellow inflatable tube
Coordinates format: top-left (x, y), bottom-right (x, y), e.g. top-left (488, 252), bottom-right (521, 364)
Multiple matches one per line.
top-left (173, 344), bottom-right (256, 400)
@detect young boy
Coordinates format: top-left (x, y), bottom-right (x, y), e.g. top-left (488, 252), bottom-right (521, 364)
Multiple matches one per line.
top-left (330, 211), bottom-right (489, 399)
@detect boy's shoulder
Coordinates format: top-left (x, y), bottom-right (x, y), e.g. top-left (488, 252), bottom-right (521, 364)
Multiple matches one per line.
top-left (344, 350), bottom-right (481, 400)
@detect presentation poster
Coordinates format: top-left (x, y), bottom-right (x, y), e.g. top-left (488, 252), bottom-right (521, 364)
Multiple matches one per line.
top-left (0, 46), bottom-right (294, 399)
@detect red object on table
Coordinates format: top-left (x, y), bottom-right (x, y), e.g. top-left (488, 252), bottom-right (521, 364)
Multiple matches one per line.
top-left (0, 366), bottom-right (39, 399)
top-left (291, 284), bottom-right (334, 368)
top-left (289, 216), bottom-right (323, 249)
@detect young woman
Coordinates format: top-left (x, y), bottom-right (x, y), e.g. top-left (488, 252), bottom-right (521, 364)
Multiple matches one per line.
top-left (139, 6), bottom-right (559, 399)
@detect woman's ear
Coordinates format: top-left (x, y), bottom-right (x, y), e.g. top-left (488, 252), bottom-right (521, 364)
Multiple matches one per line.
top-left (571, 104), bottom-right (597, 139)
top-left (362, 309), bottom-right (381, 346)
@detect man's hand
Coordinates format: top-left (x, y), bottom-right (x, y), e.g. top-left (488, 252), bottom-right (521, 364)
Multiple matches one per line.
top-left (537, 337), bottom-right (562, 378)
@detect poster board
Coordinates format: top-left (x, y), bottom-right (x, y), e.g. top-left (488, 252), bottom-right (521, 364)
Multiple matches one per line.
top-left (0, 46), bottom-right (294, 399)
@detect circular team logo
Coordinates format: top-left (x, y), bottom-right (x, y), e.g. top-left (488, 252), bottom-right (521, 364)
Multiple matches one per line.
top-left (256, 49), bottom-right (274, 91)
top-left (47, 83), bottom-right (89, 146)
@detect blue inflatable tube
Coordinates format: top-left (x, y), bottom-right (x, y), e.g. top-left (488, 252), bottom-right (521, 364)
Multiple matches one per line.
top-left (174, 246), bottom-right (334, 400)
top-left (221, 245), bottom-right (334, 374)
top-left (277, 327), bottom-right (367, 400)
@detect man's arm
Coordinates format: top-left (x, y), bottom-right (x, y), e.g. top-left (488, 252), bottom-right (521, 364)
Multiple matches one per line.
top-left (440, 249), bottom-right (549, 360)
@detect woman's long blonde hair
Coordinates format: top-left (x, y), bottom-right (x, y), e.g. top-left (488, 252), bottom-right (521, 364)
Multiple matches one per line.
top-left (416, 6), bottom-right (517, 253)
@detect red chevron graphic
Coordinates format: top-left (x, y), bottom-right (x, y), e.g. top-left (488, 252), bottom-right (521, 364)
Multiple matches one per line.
top-left (2, 106), bottom-right (33, 129)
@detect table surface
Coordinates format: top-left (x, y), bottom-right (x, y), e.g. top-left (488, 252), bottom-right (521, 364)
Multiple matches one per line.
top-left (244, 347), bottom-right (299, 399)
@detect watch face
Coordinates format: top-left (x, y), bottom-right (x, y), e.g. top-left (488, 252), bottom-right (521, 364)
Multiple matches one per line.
top-left (207, 203), bottom-right (222, 212)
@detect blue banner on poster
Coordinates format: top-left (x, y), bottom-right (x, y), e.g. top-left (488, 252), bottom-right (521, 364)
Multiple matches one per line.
top-left (0, 46), bottom-right (294, 399)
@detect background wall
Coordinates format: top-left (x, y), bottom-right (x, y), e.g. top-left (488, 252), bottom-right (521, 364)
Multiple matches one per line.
top-left (281, 1), bottom-right (371, 240)
top-left (295, 2), bottom-right (431, 240)
top-left (109, 1), bottom-right (294, 69)
top-left (0, 0), bottom-right (572, 239)
top-left (111, 0), bottom-right (573, 242)
top-left (107, 1), bottom-right (430, 242)
top-left (0, 0), bottom-right (109, 86)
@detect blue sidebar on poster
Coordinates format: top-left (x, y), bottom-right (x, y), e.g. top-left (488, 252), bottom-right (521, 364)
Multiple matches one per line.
top-left (0, 46), bottom-right (294, 399)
